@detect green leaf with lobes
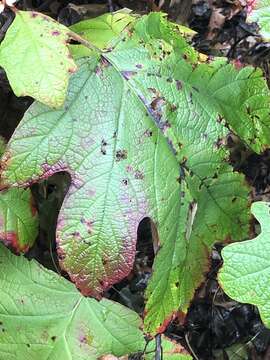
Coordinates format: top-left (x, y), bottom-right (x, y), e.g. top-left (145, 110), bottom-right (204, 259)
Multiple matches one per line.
top-left (1, 12), bottom-right (269, 334)
top-left (219, 202), bottom-right (270, 329)
top-left (0, 137), bottom-right (38, 252)
top-left (247, 0), bottom-right (270, 40)
top-left (0, 243), bottom-right (145, 359)
top-left (0, 10), bottom-right (77, 108)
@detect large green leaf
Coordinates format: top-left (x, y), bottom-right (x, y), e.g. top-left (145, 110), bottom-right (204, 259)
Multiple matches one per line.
top-left (0, 11), bottom-right (77, 108)
top-left (247, 0), bottom-right (270, 40)
top-left (0, 243), bottom-right (145, 359)
top-left (1, 13), bottom-right (268, 334)
top-left (219, 202), bottom-right (270, 329)
top-left (0, 137), bottom-right (38, 252)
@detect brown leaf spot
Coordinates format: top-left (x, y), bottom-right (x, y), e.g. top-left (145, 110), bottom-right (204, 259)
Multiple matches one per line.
top-left (101, 139), bottom-right (108, 155)
top-left (116, 149), bottom-right (128, 162)
top-left (143, 129), bottom-right (153, 137)
top-left (121, 179), bottom-right (128, 186)
top-left (134, 170), bottom-right (144, 180)
top-left (176, 80), bottom-right (183, 90)
top-left (81, 218), bottom-right (94, 234)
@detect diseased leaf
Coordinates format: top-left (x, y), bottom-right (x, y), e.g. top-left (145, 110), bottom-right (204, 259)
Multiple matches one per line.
top-left (1, 13), bottom-right (268, 334)
top-left (70, 11), bottom-right (135, 59)
top-left (247, 0), bottom-right (270, 40)
top-left (0, 137), bottom-right (38, 252)
top-left (219, 202), bottom-right (270, 329)
top-left (0, 10), bottom-right (77, 108)
top-left (0, 243), bottom-right (145, 359)
top-left (0, 187), bottom-right (38, 252)
top-left (0, 56), bottom-right (187, 302)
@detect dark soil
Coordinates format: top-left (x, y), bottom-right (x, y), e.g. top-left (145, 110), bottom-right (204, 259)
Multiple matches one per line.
top-left (1, 1), bottom-right (270, 359)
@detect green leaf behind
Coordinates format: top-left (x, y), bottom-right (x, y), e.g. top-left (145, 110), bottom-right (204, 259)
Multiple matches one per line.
top-left (0, 243), bottom-right (145, 359)
top-left (247, 0), bottom-right (270, 40)
top-left (219, 201), bottom-right (270, 329)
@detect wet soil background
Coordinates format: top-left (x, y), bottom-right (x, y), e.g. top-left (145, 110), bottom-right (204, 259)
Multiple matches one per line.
top-left (1, 1), bottom-right (270, 359)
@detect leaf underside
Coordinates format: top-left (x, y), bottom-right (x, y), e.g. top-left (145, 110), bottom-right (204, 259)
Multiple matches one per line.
top-left (0, 11), bottom-right (77, 108)
top-left (1, 13), bottom-right (270, 333)
top-left (219, 202), bottom-right (270, 329)
top-left (0, 243), bottom-right (144, 359)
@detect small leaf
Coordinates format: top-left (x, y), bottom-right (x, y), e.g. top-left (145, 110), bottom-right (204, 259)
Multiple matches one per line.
top-left (0, 188), bottom-right (38, 252)
top-left (0, 243), bottom-right (145, 359)
top-left (247, 0), bottom-right (270, 40)
top-left (70, 11), bottom-right (135, 59)
top-left (0, 136), bottom-right (38, 252)
top-left (219, 202), bottom-right (270, 329)
top-left (0, 10), bottom-right (77, 108)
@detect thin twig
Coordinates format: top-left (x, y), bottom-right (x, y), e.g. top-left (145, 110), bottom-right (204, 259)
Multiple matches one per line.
top-left (184, 333), bottom-right (199, 360)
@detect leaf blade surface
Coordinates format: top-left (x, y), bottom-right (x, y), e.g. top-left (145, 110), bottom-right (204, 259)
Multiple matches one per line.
top-left (0, 11), bottom-right (77, 107)
top-left (0, 244), bottom-right (145, 359)
top-left (219, 201), bottom-right (270, 329)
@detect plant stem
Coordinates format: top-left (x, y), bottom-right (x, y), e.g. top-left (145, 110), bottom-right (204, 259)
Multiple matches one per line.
top-left (69, 31), bottom-right (101, 53)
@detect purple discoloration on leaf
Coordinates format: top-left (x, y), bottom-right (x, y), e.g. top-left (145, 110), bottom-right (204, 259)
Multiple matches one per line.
top-left (176, 80), bottom-right (183, 90)
top-left (121, 71), bottom-right (137, 80)
top-left (81, 218), bottom-right (95, 234)
top-left (134, 170), bottom-right (144, 180)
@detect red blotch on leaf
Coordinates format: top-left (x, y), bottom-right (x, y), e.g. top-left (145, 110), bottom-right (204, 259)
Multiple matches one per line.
top-left (155, 312), bottom-right (177, 334)
top-left (52, 30), bottom-right (60, 36)
top-left (0, 231), bottom-right (29, 253)
top-left (247, 0), bottom-right (257, 14)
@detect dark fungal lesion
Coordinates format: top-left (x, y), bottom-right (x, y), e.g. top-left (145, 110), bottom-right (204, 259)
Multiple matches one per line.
top-left (116, 149), bottom-right (128, 161)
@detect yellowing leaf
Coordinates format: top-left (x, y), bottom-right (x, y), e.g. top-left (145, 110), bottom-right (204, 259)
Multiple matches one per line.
top-left (0, 11), bottom-right (77, 108)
